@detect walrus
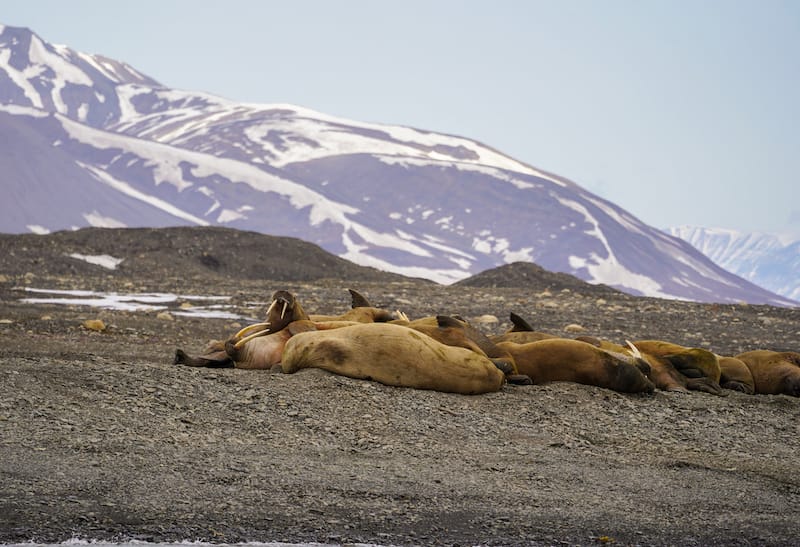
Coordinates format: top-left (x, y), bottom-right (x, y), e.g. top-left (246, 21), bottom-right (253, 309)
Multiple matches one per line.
top-left (735, 350), bottom-right (800, 396)
top-left (174, 290), bottom-right (319, 369)
top-left (495, 338), bottom-right (655, 394)
top-left (279, 322), bottom-right (507, 394)
top-left (232, 289), bottom-right (311, 347)
top-left (308, 288), bottom-right (398, 323)
top-left (717, 355), bottom-right (755, 394)
top-left (491, 312), bottom-right (560, 344)
top-left (630, 340), bottom-right (724, 395)
top-left (403, 315), bottom-right (531, 384)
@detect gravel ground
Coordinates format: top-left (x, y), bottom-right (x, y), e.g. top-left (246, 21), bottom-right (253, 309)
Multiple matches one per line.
top-left (1, 228), bottom-right (800, 546)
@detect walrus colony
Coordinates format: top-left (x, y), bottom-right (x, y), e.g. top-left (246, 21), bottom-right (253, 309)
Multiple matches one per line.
top-left (174, 288), bottom-right (800, 398)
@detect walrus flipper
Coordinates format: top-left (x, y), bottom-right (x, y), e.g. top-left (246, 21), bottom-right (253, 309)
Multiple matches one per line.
top-left (685, 377), bottom-right (726, 396)
top-left (173, 348), bottom-right (234, 368)
top-left (348, 288), bottom-right (372, 309)
top-left (509, 312), bottom-right (535, 332)
top-left (720, 380), bottom-right (755, 394)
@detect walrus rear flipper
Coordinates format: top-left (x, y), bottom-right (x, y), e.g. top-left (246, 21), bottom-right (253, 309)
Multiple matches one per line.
top-left (721, 380), bottom-right (755, 394)
top-left (685, 377), bottom-right (726, 396)
top-left (509, 312), bottom-right (535, 332)
top-left (173, 349), bottom-right (234, 368)
top-left (348, 288), bottom-right (372, 309)
top-left (507, 374), bottom-right (534, 385)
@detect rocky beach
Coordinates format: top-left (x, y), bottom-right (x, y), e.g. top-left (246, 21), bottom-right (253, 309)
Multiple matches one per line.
top-left (1, 227), bottom-right (799, 546)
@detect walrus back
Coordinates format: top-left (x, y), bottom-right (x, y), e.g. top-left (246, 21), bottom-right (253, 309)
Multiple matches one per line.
top-left (281, 323), bottom-right (505, 394)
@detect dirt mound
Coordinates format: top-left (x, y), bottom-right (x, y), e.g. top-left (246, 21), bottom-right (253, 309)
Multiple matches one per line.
top-left (456, 260), bottom-right (621, 296)
top-left (0, 226), bottom-right (414, 285)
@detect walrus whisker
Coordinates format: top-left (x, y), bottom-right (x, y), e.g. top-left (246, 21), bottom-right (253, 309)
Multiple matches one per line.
top-left (234, 322), bottom-right (271, 339)
top-left (233, 328), bottom-right (273, 349)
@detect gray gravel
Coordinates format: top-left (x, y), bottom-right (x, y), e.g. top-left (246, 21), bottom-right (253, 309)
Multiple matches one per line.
top-left (1, 274), bottom-right (800, 546)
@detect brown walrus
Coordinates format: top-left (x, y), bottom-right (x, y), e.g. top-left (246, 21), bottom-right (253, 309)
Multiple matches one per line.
top-left (396, 315), bottom-right (525, 380)
top-left (490, 312), bottom-right (560, 344)
top-left (735, 350), bottom-right (800, 396)
top-left (495, 338), bottom-right (655, 394)
top-left (279, 322), bottom-right (507, 394)
top-left (717, 355), bottom-right (755, 394)
top-left (630, 340), bottom-right (724, 395)
top-left (309, 288), bottom-right (397, 323)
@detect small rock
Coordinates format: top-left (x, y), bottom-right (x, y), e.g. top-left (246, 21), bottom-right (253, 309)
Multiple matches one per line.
top-left (0, 274), bottom-right (8, 283)
top-left (473, 314), bottom-right (499, 324)
top-left (0, 319), bottom-right (12, 325)
top-left (40, 315), bottom-right (52, 321)
top-left (156, 311), bottom-right (174, 321)
top-left (564, 323), bottom-right (586, 333)
top-left (82, 319), bottom-right (106, 332)
top-left (179, 301), bottom-right (193, 309)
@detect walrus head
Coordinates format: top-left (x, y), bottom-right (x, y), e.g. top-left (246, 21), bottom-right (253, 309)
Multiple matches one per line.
top-left (231, 290), bottom-right (310, 349)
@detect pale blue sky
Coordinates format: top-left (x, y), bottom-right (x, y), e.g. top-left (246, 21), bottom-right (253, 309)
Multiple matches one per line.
top-left (4, 0), bottom-right (799, 235)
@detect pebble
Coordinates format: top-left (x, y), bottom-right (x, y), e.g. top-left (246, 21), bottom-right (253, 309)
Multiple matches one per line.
top-left (82, 319), bottom-right (106, 332)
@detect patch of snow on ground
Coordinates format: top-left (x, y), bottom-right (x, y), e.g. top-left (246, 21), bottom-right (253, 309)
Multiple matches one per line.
top-left (68, 253), bottom-right (124, 270)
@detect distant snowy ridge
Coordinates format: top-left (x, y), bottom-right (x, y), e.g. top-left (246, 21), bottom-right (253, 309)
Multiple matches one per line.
top-left (669, 226), bottom-right (800, 301)
top-left (1, 23), bottom-right (796, 306)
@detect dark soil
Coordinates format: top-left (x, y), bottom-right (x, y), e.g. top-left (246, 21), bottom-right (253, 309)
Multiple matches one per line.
top-left (1, 227), bottom-right (799, 546)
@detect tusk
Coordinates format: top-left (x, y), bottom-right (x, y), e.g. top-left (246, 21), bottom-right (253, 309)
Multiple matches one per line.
top-left (234, 328), bottom-right (271, 349)
top-left (625, 340), bottom-right (642, 359)
top-left (281, 300), bottom-right (288, 319)
top-left (264, 299), bottom-right (276, 318)
top-left (234, 322), bottom-right (270, 339)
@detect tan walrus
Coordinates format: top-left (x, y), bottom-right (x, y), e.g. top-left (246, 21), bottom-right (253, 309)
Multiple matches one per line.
top-left (279, 322), bottom-right (507, 394)
top-left (495, 338), bottom-right (655, 394)
top-left (398, 315), bottom-right (531, 384)
top-left (735, 350), bottom-right (800, 396)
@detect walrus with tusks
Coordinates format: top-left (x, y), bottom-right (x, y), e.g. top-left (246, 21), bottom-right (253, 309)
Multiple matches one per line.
top-left (174, 289), bottom-right (309, 369)
top-left (495, 338), bottom-right (655, 394)
top-left (278, 322), bottom-right (507, 394)
top-left (735, 350), bottom-right (800, 396)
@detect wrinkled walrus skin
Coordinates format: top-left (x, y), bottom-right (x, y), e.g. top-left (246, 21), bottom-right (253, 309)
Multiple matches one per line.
top-left (280, 322), bottom-right (506, 395)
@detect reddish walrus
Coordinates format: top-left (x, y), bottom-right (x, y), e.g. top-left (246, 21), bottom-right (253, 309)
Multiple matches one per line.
top-left (735, 350), bottom-right (800, 396)
top-left (495, 338), bottom-right (655, 394)
top-left (279, 322), bottom-right (507, 395)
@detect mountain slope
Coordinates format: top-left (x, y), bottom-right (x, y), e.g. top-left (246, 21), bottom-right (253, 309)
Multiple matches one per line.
top-left (0, 24), bottom-right (795, 307)
top-left (669, 226), bottom-right (800, 302)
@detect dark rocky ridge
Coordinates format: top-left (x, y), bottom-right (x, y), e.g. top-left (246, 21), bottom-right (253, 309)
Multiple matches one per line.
top-left (1, 227), bottom-right (799, 546)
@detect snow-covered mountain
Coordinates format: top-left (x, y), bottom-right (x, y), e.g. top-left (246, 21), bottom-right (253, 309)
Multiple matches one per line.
top-left (669, 226), bottom-right (800, 302)
top-left (1, 24), bottom-right (796, 306)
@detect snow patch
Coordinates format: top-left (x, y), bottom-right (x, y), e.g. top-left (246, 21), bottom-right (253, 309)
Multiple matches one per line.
top-left (27, 224), bottom-right (50, 234)
top-left (68, 253), bottom-right (124, 270)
